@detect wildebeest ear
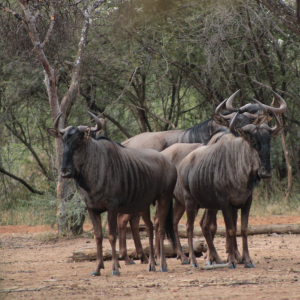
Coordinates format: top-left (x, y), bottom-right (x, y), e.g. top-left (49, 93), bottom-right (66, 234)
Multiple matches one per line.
top-left (270, 126), bottom-right (284, 138)
top-left (46, 128), bottom-right (63, 139)
top-left (84, 127), bottom-right (91, 141)
top-left (236, 128), bottom-right (250, 142)
top-left (211, 114), bottom-right (229, 127)
top-left (252, 114), bottom-right (268, 126)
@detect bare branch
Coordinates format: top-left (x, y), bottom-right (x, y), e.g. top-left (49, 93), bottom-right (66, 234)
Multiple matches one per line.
top-left (259, 0), bottom-right (300, 36)
top-left (0, 166), bottom-right (44, 195)
top-left (42, 0), bottom-right (55, 49)
top-left (0, 2), bottom-right (27, 25)
top-left (125, 102), bottom-right (175, 129)
top-left (60, 0), bottom-right (106, 116)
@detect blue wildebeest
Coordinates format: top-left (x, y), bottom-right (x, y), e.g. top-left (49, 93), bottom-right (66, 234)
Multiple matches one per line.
top-left (47, 113), bottom-right (177, 276)
top-left (118, 91), bottom-right (286, 265)
top-left (178, 103), bottom-right (285, 269)
top-left (160, 143), bottom-right (203, 264)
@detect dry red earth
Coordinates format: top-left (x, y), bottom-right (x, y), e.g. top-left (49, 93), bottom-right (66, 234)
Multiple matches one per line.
top-left (1, 216), bottom-right (300, 300)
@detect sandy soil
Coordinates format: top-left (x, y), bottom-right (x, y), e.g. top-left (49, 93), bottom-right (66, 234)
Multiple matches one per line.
top-left (1, 216), bottom-right (300, 300)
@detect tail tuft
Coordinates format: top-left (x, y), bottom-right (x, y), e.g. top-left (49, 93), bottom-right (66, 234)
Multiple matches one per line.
top-left (165, 199), bottom-right (176, 250)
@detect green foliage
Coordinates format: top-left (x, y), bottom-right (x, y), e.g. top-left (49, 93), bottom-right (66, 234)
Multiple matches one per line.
top-left (1, 0), bottom-right (300, 228)
top-left (0, 191), bottom-right (57, 227)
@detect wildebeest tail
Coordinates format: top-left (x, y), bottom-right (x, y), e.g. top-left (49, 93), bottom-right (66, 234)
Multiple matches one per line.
top-left (165, 199), bottom-right (176, 250)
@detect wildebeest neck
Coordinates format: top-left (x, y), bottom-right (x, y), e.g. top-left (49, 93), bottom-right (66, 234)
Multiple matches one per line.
top-left (182, 112), bottom-right (262, 145)
top-left (182, 119), bottom-right (225, 144)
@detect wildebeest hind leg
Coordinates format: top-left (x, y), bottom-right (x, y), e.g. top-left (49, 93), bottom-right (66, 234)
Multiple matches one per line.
top-left (219, 199), bottom-right (237, 269)
top-left (153, 209), bottom-right (160, 264)
top-left (117, 213), bottom-right (135, 265)
top-left (173, 199), bottom-right (189, 265)
top-left (87, 208), bottom-right (104, 276)
top-left (157, 193), bottom-right (175, 272)
top-left (130, 213), bottom-right (148, 264)
top-left (200, 209), bottom-right (223, 265)
top-left (140, 208), bottom-right (156, 271)
top-left (185, 196), bottom-right (198, 268)
top-left (241, 195), bottom-right (255, 268)
top-left (107, 205), bottom-right (121, 276)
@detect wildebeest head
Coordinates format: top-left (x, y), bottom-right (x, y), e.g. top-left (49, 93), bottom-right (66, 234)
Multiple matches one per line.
top-left (212, 90), bottom-right (286, 129)
top-left (230, 110), bottom-right (284, 180)
top-left (47, 112), bottom-right (103, 178)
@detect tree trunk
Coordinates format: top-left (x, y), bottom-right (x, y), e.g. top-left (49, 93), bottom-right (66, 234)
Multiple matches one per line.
top-left (18, 0), bottom-right (106, 233)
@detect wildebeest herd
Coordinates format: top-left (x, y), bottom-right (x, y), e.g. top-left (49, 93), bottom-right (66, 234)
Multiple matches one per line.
top-left (47, 90), bottom-right (286, 276)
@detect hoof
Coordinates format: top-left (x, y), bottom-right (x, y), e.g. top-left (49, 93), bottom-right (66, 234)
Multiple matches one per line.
top-left (181, 260), bottom-right (189, 265)
top-left (125, 260), bottom-right (136, 265)
top-left (90, 271), bottom-right (101, 276)
top-left (111, 270), bottom-right (120, 276)
top-left (147, 266), bottom-right (156, 272)
top-left (228, 263), bottom-right (237, 269)
top-left (245, 263), bottom-right (255, 268)
top-left (205, 261), bottom-right (215, 266)
top-left (159, 268), bottom-right (168, 272)
top-left (139, 254), bottom-right (149, 264)
top-left (237, 259), bottom-right (245, 264)
top-left (190, 263), bottom-right (199, 268)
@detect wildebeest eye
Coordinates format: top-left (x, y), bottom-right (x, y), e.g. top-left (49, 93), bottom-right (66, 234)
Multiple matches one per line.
top-left (76, 138), bottom-right (82, 143)
top-left (251, 138), bottom-right (256, 145)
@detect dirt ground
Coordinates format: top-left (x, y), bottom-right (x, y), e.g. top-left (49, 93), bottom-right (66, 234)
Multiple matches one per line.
top-left (1, 216), bottom-right (300, 300)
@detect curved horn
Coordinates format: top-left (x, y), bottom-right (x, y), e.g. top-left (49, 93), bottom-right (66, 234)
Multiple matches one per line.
top-left (53, 113), bottom-right (69, 134)
top-left (215, 98), bottom-right (228, 115)
top-left (260, 111), bottom-right (281, 133)
top-left (229, 111), bottom-right (239, 133)
top-left (241, 112), bottom-right (258, 120)
top-left (240, 124), bottom-right (256, 134)
top-left (54, 113), bottom-right (62, 131)
top-left (88, 111), bottom-right (103, 132)
top-left (264, 91), bottom-right (287, 114)
top-left (225, 90), bottom-right (240, 112)
top-left (77, 125), bottom-right (89, 132)
top-left (251, 99), bottom-right (267, 114)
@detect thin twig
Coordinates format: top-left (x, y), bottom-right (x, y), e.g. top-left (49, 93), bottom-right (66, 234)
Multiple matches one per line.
top-left (200, 263), bottom-right (229, 270)
top-left (0, 284), bottom-right (58, 293)
top-left (200, 281), bottom-right (259, 287)
top-left (263, 267), bottom-right (286, 272)
top-left (0, 2), bottom-right (27, 25)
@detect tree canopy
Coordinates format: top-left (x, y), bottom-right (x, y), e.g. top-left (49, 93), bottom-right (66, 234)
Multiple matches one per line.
top-left (1, 0), bottom-right (300, 229)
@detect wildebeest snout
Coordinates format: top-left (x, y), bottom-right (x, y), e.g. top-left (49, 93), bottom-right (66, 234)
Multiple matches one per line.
top-left (258, 165), bottom-right (272, 179)
top-left (60, 166), bottom-right (74, 178)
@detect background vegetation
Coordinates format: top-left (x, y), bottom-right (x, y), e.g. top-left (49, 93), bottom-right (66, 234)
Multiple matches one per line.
top-left (1, 0), bottom-right (300, 229)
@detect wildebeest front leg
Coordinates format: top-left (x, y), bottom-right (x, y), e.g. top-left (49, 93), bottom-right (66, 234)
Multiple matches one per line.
top-left (140, 208), bottom-right (156, 272)
top-left (173, 199), bottom-right (189, 265)
top-left (117, 213), bottom-right (135, 265)
top-left (130, 213), bottom-right (149, 264)
top-left (219, 198), bottom-right (237, 269)
top-left (107, 205), bottom-right (121, 276)
top-left (241, 195), bottom-right (255, 268)
top-left (200, 209), bottom-right (223, 265)
top-left (184, 195), bottom-right (198, 268)
top-left (87, 208), bottom-right (104, 276)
